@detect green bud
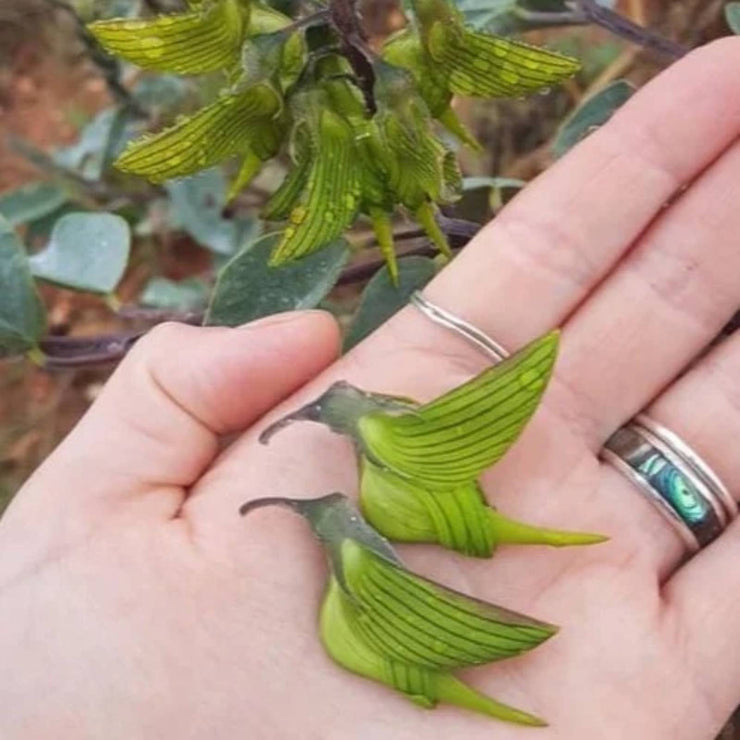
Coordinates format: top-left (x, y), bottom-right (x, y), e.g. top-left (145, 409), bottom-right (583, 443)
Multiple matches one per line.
top-left (241, 492), bottom-right (556, 725)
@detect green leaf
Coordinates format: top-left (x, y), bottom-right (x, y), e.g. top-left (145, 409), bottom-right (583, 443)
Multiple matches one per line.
top-left (139, 276), bottom-right (208, 310)
top-left (166, 169), bottom-right (242, 255)
top-left (206, 233), bottom-right (349, 326)
top-left (726, 2), bottom-right (740, 33)
top-left (358, 331), bottom-right (559, 486)
top-left (54, 107), bottom-right (136, 181)
top-left (344, 257), bottom-right (437, 351)
top-left (0, 217), bottom-right (46, 356)
top-left (131, 74), bottom-right (189, 113)
top-left (88, 0), bottom-right (246, 75)
top-left (552, 80), bottom-right (635, 157)
top-left (29, 213), bottom-right (131, 294)
top-left (0, 183), bottom-right (68, 227)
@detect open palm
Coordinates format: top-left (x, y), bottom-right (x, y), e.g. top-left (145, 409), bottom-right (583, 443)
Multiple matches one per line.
top-left (2, 39), bottom-right (740, 740)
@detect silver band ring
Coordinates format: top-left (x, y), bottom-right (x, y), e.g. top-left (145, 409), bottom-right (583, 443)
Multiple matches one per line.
top-left (410, 291), bottom-right (509, 363)
top-left (602, 419), bottom-right (737, 552)
top-left (409, 291), bottom-right (736, 552)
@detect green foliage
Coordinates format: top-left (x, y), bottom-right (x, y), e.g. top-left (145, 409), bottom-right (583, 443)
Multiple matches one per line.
top-left (344, 256), bottom-right (437, 351)
top-left (0, 219), bottom-right (47, 358)
top-left (28, 213), bottom-right (131, 295)
top-left (139, 277), bottom-right (209, 310)
top-left (165, 169), bottom-right (257, 255)
top-left (553, 79), bottom-right (635, 157)
top-left (0, 183), bottom-right (68, 227)
top-left (205, 233), bottom-right (350, 326)
top-left (726, 2), bottom-right (740, 33)
top-left (54, 106), bottom-right (138, 182)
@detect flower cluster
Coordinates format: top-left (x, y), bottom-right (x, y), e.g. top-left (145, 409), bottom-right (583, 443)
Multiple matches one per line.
top-left (90, 0), bottom-right (579, 282)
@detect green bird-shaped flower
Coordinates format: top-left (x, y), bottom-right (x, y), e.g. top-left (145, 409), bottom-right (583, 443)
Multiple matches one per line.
top-left (260, 331), bottom-right (605, 556)
top-left (240, 492), bottom-right (557, 725)
top-left (90, 4), bottom-right (305, 198)
top-left (382, 0), bottom-right (580, 150)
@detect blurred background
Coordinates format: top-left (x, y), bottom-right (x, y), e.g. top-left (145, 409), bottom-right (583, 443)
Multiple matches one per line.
top-left (0, 8), bottom-right (737, 735)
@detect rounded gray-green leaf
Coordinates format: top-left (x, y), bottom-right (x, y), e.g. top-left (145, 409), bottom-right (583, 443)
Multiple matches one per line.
top-left (344, 256), bottom-right (437, 352)
top-left (553, 80), bottom-right (635, 158)
top-left (206, 233), bottom-right (349, 326)
top-left (0, 183), bottom-right (68, 227)
top-left (0, 217), bottom-right (47, 357)
top-left (165, 169), bottom-right (242, 256)
top-left (140, 277), bottom-right (209, 310)
top-left (726, 2), bottom-right (740, 33)
top-left (29, 213), bottom-right (131, 295)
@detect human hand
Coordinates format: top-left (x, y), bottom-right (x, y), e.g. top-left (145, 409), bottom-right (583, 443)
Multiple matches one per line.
top-left (3, 38), bottom-right (740, 740)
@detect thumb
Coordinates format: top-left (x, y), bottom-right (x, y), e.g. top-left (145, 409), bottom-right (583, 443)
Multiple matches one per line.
top-left (0, 312), bottom-right (339, 564)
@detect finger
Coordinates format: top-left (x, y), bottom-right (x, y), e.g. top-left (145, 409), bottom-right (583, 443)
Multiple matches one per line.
top-left (642, 332), bottom-right (740, 720)
top-left (556, 135), bottom-right (740, 445)
top-left (389, 38), bottom-right (740, 360)
top-left (0, 312), bottom-right (339, 559)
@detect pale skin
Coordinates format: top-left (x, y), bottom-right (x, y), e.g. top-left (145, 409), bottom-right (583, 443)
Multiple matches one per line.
top-left (3, 38), bottom-right (740, 740)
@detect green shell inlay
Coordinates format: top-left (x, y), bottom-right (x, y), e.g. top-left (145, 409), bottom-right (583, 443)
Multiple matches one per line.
top-left (638, 453), bottom-right (710, 525)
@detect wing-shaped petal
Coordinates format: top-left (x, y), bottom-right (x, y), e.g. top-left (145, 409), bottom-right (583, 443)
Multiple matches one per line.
top-left (342, 540), bottom-right (556, 671)
top-left (88, 0), bottom-right (245, 75)
top-left (115, 85), bottom-right (279, 183)
top-left (358, 331), bottom-right (558, 486)
top-left (428, 22), bottom-right (580, 98)
top-left (269, 110), bottom-right (360, 264)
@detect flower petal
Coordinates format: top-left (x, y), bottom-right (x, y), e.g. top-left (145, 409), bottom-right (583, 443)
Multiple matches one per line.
top-left (269, 110), bottom-right (360, 265)
top-left (88, 0), bottom-right (245, 75)
top-left (428, 21), bottom-right (580, 98)
top-left (358, 331), bottom-right (559, 486)
top-left (115, 85), bottom-right (279, 183)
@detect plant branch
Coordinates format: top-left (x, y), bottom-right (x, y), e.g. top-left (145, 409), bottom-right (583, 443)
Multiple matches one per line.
top-left (36, 217), bottom-right (481, 368)
top-left (328, 0), bottom-right (377, 112)
top-left (40, 332), bottom-right (143, 369)
top-left (516, 0), bottom-right (687, 60)
top-left (576, 0), bottom-right (688, 59)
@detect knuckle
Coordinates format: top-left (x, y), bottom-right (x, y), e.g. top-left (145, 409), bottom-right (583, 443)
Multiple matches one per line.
top-left (130, 321), bottom-right (195, 363)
